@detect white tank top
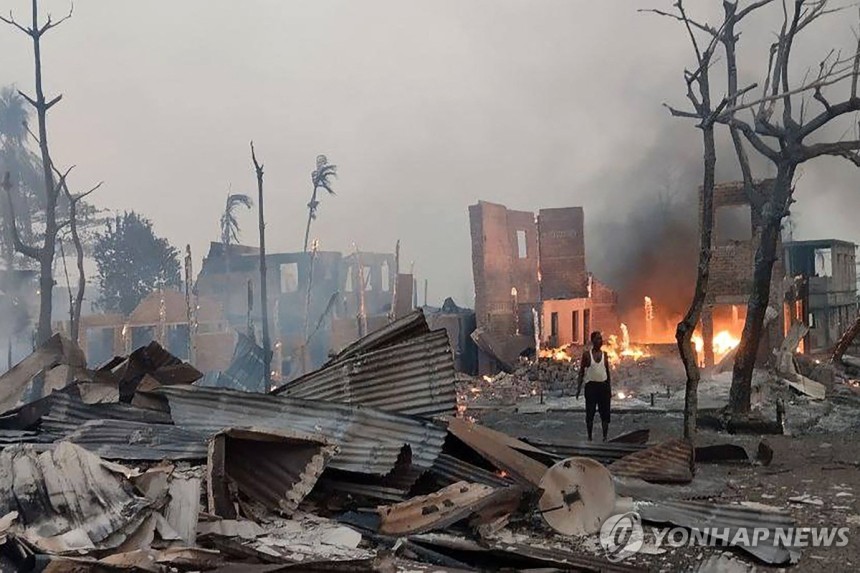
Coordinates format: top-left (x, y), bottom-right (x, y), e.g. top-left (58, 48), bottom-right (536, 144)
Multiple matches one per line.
top-left (585, 350), bottom-right (608, 383)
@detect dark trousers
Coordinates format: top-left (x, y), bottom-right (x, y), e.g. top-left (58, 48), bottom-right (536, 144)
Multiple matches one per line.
top-left (585, 381), bottom-right (611, 437)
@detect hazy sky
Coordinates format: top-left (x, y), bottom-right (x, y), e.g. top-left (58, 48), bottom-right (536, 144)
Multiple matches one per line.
top-left (2, 0), bottom-right (858, 307)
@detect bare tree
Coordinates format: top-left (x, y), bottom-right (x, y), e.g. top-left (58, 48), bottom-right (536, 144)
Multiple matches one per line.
top-left (646, 1), bottom-right (727, 438)
top-left (657, 0), bottom-right (860, 417)
top-left (0, 0), bottom-right (74, 344)
top-left (303, 154), bottom-right (337, 253)
top-left (251, 141), bottom-right (271, 386)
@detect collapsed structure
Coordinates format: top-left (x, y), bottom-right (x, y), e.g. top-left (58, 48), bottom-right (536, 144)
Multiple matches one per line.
top-left (469, 200), bottom-right (618, 373)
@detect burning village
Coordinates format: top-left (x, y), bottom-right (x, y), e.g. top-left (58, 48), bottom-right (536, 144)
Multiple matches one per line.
top-left (2, 1), bottom-right (860, 572)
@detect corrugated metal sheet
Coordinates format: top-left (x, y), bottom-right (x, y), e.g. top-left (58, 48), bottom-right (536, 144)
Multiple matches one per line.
top-left (637, 500), bottom-right (799, 565)
top-left (159, 385), bottom-right (446, 476)
top-left (274, 330), bottom-right (456, 417)
top-left (0, 429), bottom-right (53, 446)
top-left (208, 427), bottom-right (336, 516)
top-left (609, 438), bottom-right (694, 483)
top-left (65, 419), bottom-right (208, 460)
top-left (523, 437), bottom-right (645, 464)
top-left (331, 309), bottom-right (429, 363)
top-left (204, 333), bottom-right (270, 393)
top-left (430, 453), bottom-right (515, 488)
top-left (41, 392), bottom-right (173, 436)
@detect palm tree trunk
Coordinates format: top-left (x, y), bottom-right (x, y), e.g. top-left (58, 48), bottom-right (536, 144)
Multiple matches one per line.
top-left (303, 187), bottom-right (317, 253)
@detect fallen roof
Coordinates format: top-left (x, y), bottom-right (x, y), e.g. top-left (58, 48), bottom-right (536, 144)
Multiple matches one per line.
top-left (330, 309), bottom-right (430, 364)
top-left (0, 442), bottom-right (151, 554)
top-left (207, 427), bottom-right (337, 517)
top-left (637, 500), bottom-right (799, 565)
top-left (64, 419), bottom-right (208, 461)
top-left (274, 330), bottom-right (457, 417)
top-left (158, 385), bottom-right (446, 476)
top-left (207, 332), bottom-right (270, 394)
top-left (40, 392), bottom-right (173, 436)
top-left (522, 438), bottom-right (644, 464)
top-left (609, 438), bottom-right (695, 484)
top-left (429, 453), bottom-right (515, 488)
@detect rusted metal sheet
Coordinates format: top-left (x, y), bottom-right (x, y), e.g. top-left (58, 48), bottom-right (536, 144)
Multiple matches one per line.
top-left (469, 328), bottom-right (533, 373)
top-left (445, 417), bottom-right (547, 488)
top-left (377, 481), bottom-right (498, 535)
top-left (331, 309), bottom-right (430, 364)
top-left (64, 419), bottom-right (207, 461)
top-left (274, 330), bottom-right (457, 417)
top-left (429, 453), bottom-right (514, 488)
top-left (0, 334), bottom-right (86, 415)
top-left (159, 385), bottom-right (446, 477)
top-left (610, 429), bottom-right (650, 445)
top-left (637, 500), bottom-right (799, 565)
top-left (207, 427), bottom-right (336, 517)
top-left (609, 438), bottom-right (695, 484)
top-left (104, 341), bottom-right (202, 401)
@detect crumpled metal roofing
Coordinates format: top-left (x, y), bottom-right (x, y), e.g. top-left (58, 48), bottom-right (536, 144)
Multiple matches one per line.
top-left (64, 419), bottom-right (207, 461)
top-left (429, 453), bottom-right (514, 488)
top-left (0, 429), bottom-right (53, 446)
top-left (609, 438), bottom-right (695, 484)
top-left (158, 385), bottom-right (446, 476)
top-left (330, 309), bottom-right (430, 363)
top-left (208, 427), bottom-right (336, 516)
top-left (202, 332), bottom-right (270, 394)
top-left (40, 392), bottom-right (173, 436)
top-left (274, 330), bottom-right (457, 417)
top-left (637, 500), bottom-right (799, 565)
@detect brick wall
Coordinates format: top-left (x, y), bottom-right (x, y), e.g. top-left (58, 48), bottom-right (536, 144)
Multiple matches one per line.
top-left (538, 207), bottom-right (589, 299)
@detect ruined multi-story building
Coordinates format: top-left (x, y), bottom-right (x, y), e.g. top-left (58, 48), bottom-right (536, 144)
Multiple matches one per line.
top-left (702, 180), bottom-right (785, 365)
top-left (195, 242), bottom-right (409, 378)
top-left (469, 200), bottom-right (618, 373)
top-left (784, 239), bottom-right (858, 353)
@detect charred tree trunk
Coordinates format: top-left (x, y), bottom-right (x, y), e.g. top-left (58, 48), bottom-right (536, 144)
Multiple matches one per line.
top-left (251, 142), bottom-right (271, 387)
top-left (302, 186), bottom-right (317, 253)
top-left (730, 165), bottom-right (795, 413)
top-left (677, 121), bottom-right (716, 439)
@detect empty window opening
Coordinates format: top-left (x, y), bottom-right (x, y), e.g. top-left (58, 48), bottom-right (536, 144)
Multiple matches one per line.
top-left (550, 312), bottom-right (559, 337)
top-left (583, 309), bottom-right (591, 341)
top-left (381, 261), bottom-right (390, 292)
top-left (280, 263), bottom-right (298, 293)
top-left (344, 269), bottom-right (354, 292)
top-left (572, 310), bottom-right (581, 344)
top-left (361, 266), bottom-right (373, 291)
top-left (715, 205), bottom-right (753, 244)
top-left (516, 230), bottom-right (528, 259)
top-left (814, 249), bottom-right (832, 277)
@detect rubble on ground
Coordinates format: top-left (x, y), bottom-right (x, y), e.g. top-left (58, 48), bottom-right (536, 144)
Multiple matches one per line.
top-left (1, 310), bottom-right (858, 571)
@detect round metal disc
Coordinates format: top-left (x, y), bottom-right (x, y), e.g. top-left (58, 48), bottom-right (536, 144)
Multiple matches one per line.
top-left (538, 456), bottom-right (616, 536)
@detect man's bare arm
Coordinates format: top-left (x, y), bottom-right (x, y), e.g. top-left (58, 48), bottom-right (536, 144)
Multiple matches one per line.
top-left (576, 351), bottom-right (589, 398)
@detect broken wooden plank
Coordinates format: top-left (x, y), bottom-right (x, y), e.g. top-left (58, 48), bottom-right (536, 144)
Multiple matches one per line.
top-left (377, 481), bottom-right (501, 535)
top-left (445, 417), bottom-right (547, 488)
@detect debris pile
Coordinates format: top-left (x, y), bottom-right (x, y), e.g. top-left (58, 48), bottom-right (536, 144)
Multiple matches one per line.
top-left (0, 311), bottom-right (821, 571)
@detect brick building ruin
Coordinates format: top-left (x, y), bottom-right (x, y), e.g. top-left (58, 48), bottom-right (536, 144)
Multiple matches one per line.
top-left (469, 200), bottom-right (618, 373)
top-left (784, 239), bottom-right (858, 353)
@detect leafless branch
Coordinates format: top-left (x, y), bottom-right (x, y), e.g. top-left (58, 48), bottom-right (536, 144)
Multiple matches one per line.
top-left (39, 2), bottom-right (74, 35)
top-left (801, 139), bottom-right (860, 164)
top-left (0, 11), bottom-right (32, 36)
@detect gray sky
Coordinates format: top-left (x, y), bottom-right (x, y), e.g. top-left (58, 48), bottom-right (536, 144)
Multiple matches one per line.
top-left (2, 0), bottom-right (858, 307)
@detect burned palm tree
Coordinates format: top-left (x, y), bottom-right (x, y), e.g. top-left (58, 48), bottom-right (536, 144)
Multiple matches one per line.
top-left (302, 154), bottom-right (337, 252)
top-left (220, 191), bottom-right (253, 247)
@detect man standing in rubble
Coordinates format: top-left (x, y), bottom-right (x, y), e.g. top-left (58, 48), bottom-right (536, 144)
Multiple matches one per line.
top-left (575, 331), bottom-right (611, 441)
